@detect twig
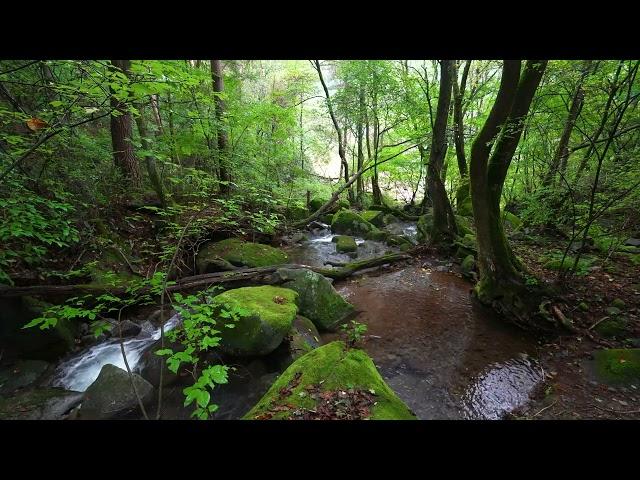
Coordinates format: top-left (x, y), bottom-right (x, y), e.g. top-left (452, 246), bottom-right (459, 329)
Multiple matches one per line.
top-left (593, 405), bottom-right (640, 415)
top-left (531, 401), bottom-right (557, 418)
top-left (117, 307), bottom-right (149, 420)
top-left (588, 316), bottom-right (610, 331)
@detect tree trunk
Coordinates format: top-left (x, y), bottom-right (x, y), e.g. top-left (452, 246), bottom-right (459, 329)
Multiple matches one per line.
top-left (425, 60), bottom-right (458, 243)
top-left (211, 60), bottom-right (231, 195)
top-left (109, 60), bottom-right (141, 188)
top-left (452, 60), bottom-right (471, 178)
top-left (134, 101), bottom-right (167, 207)
top-left (356, 88), bottom-right (365, 206)
top-left (469, 59), bottom-right (547, 327)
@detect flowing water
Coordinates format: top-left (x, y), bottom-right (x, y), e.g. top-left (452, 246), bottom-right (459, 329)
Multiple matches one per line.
top-left (52, 219), bottom-right (542, 419)
top-left (51, 314), bottom-right (181, 392)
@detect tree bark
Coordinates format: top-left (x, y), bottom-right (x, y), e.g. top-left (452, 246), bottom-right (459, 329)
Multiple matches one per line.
top-left (425, 60), bottom-right (458, 243)
top-left (211, 60), bottom-right (231, 195)
top-left (469, 59), bottom-right (547, 327)
top-left (134, 101), bottom-right (167, 207)
top-left (452, 60), bottom-right (471, 178)
top-left (109, 60), bottom-right (141, 188)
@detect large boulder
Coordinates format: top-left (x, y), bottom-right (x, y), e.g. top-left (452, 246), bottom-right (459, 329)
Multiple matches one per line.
top-left (0, 387), bottom-right (83, 420)
top-left (78, 364), bottom-right (154, 419)
top-left (331, 210), bottom-right (376, 237)
top-left (0, 297), bottom-right (78, 361)
top-left (332, 235), bottom-right (357, 254)
top-left (196, 238), bottom-right (288, 273)
top-left (361, 210), bottom-right (385, 228)
top-left (244, 341), bottom-right (416, 420)
top-left (274, 268), bottom-right (355, 331)
top-left (214, 286), bottom-right (298, 356)
top-left (271, 315), bottom-right (323, 371)
top-left (0, 359), bottom-right (51, 395)
top-left (136, 338), bottom-right (183, 388)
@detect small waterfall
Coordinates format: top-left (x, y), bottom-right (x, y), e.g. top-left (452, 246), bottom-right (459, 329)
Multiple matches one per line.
top-left (51, 314), bottom-right (181, 392)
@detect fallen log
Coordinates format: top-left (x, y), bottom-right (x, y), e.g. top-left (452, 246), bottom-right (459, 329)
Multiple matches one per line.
top-left (368, 203), bottom-right (420, 221)
top-left (0, 254), bottom-right (411, 298)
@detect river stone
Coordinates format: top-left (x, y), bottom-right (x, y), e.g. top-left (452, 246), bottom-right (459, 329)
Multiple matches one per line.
top-left (244, 341), bottom-right (416, 420)
top-left (593, 349), bottom-right (640, 385)
top-left (0, 296), bottom-right (78, 361)
top-left (361, 210), bottom-right (385, 227)
top-left (136, 338), bottom-right (183, 388)
top-left (213, 286), bottom-right (298, 357)
top-left (625, 238), bottom-right (640, 247)
top-left (272, 315), bottom-right (323, 371)
top-left (331, 209), bottom-right (376, 236)
top-left (79, 364), bottom-right (154, 420)
top-left (106, 320), bottom-right (142, 338)
top-left (0, 359), bottom-right (51, 395)
top-left (0, 387), bottom-right (83, 420)
top-left (196, 238), bottom-right (288, 273)
top-left (333, 235), bottom-right (357, 253)
top-left (364, 229), bottom-right (390, 242)
top-left (274, 268), bottom-right (354, 331)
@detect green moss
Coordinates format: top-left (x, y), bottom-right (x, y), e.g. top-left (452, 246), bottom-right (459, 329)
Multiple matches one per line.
top-left (461, 254), bottom-right (476, 276)
top-left (213, 286), bottom-right (298, 356)
top-left (416, 214), bottom-right (432, 244)
top-left (331, 209), bottom-right (376, 236)
top-left (595, 318), bottom-right (628, 338)
top-left (594, 349), bottom-right (640, 384)
top-left (309, 197), bottom-right (328, 211)
top-left (361, 210), bottom-right (385, 227)
top-left (457, 196), bottom-right (473, 217)
top-left (276, 268), bottom-right (354, 331)
top-left (612, 298), bottom-right (626, 309)
top-left (543, 254), bottom-right (594, 275)
top-left (578, 302), bottom-right (589, 312)
top-left (455, 215), bottom-right (474, 237)
top-left (197, 238), bottom-right (288, 272)
top-left (386, 235), bottom-right (412, 247)
top-left (333, 235), bottom-right (357, 253)
top-left (243, 341), bottom-right (416, 420)
top-left (382, 213), bottom-right (398, 225)
top-left (364, 229), bottom-right (390, 242)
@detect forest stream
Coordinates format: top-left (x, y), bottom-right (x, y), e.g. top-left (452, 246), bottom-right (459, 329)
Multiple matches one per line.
top-left (46, 220), bottom-right (542, 420)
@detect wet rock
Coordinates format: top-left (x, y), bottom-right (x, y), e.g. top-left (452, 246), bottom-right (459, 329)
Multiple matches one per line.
top-left (606, 306), bottom-right (622, 316)
top-left (79, 364), bottom-right (154, 419)
top-left (578, 302), bottom-right (589, 312)
top-left (333, 235), bottom-right (357, 253)
top-left (196, 238), bottom-right (288, 273)
top-left (274, 268), bottom-right (354, 331)
top-left (331, 210), bottom-right (376, 237)
top-left (213, 285), bottom-right (298, 356)
top-left (0, 387), bottom-right (83, 420)
top-left (0, 296), bottom-right (78, 361)
top-left (291, 232), bottom-right (309, 244)
top-left (0, 359), bottom-right (50, 395)
top-left (244, 341), bottom-right (416, 420)
top-left (364, 229), bottom-right (390, 242)
top-left (382, 213), bottom-right (398, 226)
top-left (272, 315), bottom-right (322, 370)
top-left (595, 317), bottom-right (627, 338)
top-left (136, 338), bottom-right (182, 388)
top-left (107, 320), bottom-right (142, 338)
top-left (625, 238), bottom-right (640, 247)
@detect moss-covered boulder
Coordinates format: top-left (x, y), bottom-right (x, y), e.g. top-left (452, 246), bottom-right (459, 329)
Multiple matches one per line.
top-left (382, 213), bottom-right (398, 226)
top-left (543, 255), bottom-right (594, 274)
top-left (364, 229), bottom-right (390, 242)
top-left (455, 215), bottom-right (474, 237)
top-left (361, 210), bottom-right (385, 227)
top-left (593, 349), bottom-right (640, 384)
top-left (457, 196), bottom-right (473, 217)
top-left (594, 317), bottom-right (628, 338)
top-left (332, 235), bottom-right (358, 253)
top-left (331, 210), bottom-right (376, 237)
top-left (0, 387), bottom-right (83, 420)
top-left (0, 359), bottom-right (50, 395)
top-left (213, 286), bottom-right (298, 357)
top-left (244, 341), bottom-right (416, 420)
top-left (308, 197), bottom-right (328, 212)
top-left (320, 213), bottom-right (334, 225)
top-left (78, 364), bottom-right (154, 419)
top-left (273, 315), bottom-right (323, 370)
top-left (461, 254), bottom-right (476, 277)
top-left (0, 297), bottom-right (78, 361)
top-left (611, 298), bottom-right (626, 309)
top-left (386, 234), bottom-right (413, 248)
top-left (274, 268), bottom-right (354, 331)
top-left (285, 204), bottom-right (308, 221)
top-left (196, 238), bottom-right (288, 273)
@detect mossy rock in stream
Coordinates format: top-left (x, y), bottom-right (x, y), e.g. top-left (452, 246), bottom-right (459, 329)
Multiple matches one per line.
top-left (196, 238), bottom-right (288, 273)
top-left (361, 210), bottom-right (385, 228)
top-left (272, 315), bottom-right (323, 371)
top-left (331, 209), bottom-right (376, 237)
top-left (332, 235), bottom-right (358, 253)
top-left (593, 349), bottom-right (640, 384)
top-left (274, 268), bottom-right (354, 332)
top-left (213, 286), bottom-right (299, 357)
top-left (364, 229), bottom-right (390, 242)
top-left (382, 213), bottom-right (398, 226)
top-left (243, 341), bottom-right (416, 420)
top-left (308, 197), bottom-right (328, 212)
top-left (0, 359), bottom-right (51, 395)
top-left (0, 387), bottom-right (83, 420)
top-left (386, 234), bottom-right (413, 248)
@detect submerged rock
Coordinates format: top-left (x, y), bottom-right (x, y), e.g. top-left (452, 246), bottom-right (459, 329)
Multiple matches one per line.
top-left (196, 238), bottom-right (288, 273)
top-left (272, 315), bottom-right (322, 370)
top-left (331, 210), bottom-right (376, 236)
top-left (333, 235), bottom-right (357, 253)
top-left (0, 387), bottom-right (83, 420)
top-left (274, 268), bottom-right (354, 331)
top-left (244, 341), bottom-right (416, 420)
top-left (214, 286), bottom-right (298, 357)
top-left (364, 229), bottom-right (390, 242)
top-left (79, 364), bottom-right (154, 419)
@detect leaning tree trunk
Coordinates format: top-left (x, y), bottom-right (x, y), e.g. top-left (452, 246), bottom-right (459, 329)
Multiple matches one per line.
top-left (356, 88), bottom-right (365, 206)
top-left (469, 59), bottom-right (547, 327)
top-left (110, 60), bottom-right (141, 188)
top-left (426, 60), bottom-right (458, 244)
top-left (211, 60), bottom-right (231, 195)
top-left (452, 60), bottom-right (471, 178)
top-left (134, 101), bottom-right (167, 207)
